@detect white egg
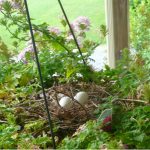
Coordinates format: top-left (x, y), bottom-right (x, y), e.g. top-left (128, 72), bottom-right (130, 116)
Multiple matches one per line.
top-left (74, 92), bottom-right (88, 105)
top-left (59, 96), bottom-right (73, 109)
top-left (57, 93), bottom-right (65, 99)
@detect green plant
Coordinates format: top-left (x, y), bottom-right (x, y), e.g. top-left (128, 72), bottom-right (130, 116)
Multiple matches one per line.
top-left (113, 105), bottom-right (150, 149)
top-left (0, 37), bottom-right (11, 61)
top-left (0, 101), bottom-right (53, 149)
top-left (130, 0), bottom-right (150, 67)
top-left (58, 120), bottom-right (110, 149)
top-left (0, 0), bottom-right (99, 85)
top-left (0, 1), bottom-right (149, 149)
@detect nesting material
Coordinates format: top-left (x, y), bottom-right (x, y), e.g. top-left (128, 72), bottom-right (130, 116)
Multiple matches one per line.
top-left (13, 83), bottom-right (148, 139)
top-left (16, 83), bottom-right (109, 131)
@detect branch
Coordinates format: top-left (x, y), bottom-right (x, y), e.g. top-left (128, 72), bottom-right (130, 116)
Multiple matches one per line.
top-left (113, 98), bottom-right (149, 104)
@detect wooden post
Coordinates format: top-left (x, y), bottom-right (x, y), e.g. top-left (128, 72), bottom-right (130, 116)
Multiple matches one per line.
top-left (105, 0), bottom-right (129, 68)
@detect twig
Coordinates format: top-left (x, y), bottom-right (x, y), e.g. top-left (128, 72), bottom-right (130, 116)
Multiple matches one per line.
top-left (119, 98), bottom-right (149, 104)
top-left (91, 101), bottom-right (98, 107)
top-left (0, 120), bottom-right (7, 123)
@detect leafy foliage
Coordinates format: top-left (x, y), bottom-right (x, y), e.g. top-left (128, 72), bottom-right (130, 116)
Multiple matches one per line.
top-left (58, 120), bottom-right (111, 149)
top-left (59, 104), bottom-right (150, 149)
top-left (0, 102), bottom-right (53, 149)
top-left (130, 0), bottom-right (150, 67)
top-left (113, 105), bottom-right (150, 149)
top-left (0, 0), bottom-right (149, 149)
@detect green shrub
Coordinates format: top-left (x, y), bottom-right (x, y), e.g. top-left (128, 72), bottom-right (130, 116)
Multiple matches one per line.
top-left (130, 0), bottom-right (150, 66)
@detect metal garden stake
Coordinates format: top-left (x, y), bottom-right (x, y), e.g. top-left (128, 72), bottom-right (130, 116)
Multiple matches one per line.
top-left (23, 0), bottom-right (56, 149)
top-left (57, 0), bottom-right (86, 66)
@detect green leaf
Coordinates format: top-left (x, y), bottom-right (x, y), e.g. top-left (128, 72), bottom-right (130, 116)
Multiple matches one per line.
top-left (98, 108), bottom-right (112, 121)
top-left (134, 133), bottom-right (145, 142)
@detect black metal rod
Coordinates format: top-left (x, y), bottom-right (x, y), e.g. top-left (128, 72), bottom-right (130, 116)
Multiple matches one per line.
top-left (23, 0), bottom-right (56, 149)
top-left (57, 0), bottom-right (86, 66)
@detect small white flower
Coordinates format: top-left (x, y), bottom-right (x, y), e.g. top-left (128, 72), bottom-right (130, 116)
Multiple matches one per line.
top-left (66, 35), bottom-right (74, 42)
top-left (72, 49), bottom-right (78, 53)
top-left (76, 73), bottom-right (83, 78)
top-left (0, 0), bottom-right (5, 4)
top-left (66, 35), bottom-right (83, 47)
top-left (48, 26), bottom-right (61, 36)
top-left (52, 72), bottom-right (59, 77)
top-left (16, 41), bottom-right (36, 63)
top-left (72, 16), bottom-right (90, 32)
top-left (0, 0), bottom-right (6, 10)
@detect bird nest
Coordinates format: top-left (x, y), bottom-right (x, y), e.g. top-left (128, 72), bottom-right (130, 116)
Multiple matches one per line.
top-left (28, 82), bottom-right (110, 130)
top-left (14, 82), bottom-right (148, 138)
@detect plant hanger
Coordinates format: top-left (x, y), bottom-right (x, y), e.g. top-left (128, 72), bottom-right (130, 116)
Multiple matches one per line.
top-left (23, 0), bottom-right (87, 149)
top-left (23, 0), bottom-right (56, 149)
top-left (57, 0), bottom-right (86, 66)
top-left (24, 0), bottom-right (86, 149)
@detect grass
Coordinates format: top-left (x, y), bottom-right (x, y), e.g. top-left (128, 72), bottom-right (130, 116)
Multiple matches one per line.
top-left (0, 0), bottom-right (105, 48)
